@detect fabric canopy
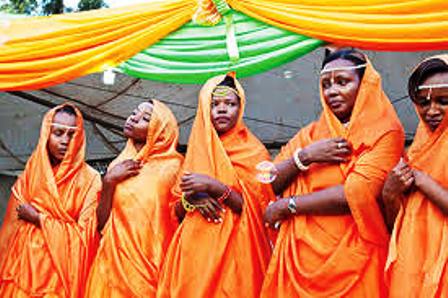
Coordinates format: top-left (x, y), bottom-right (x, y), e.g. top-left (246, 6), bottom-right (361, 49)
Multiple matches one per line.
top-left (228, 0), bottom-right (448, 51)
top-left (119, 12), bottom-right (323, 84)
top-left (1, 0), bottom-right (447, 91)
top-left (0, 0), bottom-right (196, 91)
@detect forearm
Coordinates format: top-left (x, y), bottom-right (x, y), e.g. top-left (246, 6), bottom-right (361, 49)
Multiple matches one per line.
top-left (208, 181), bottom-right (243, 214)
top-left (292, 185), bottom-right (350, 215)
top-left (96, 180), bottom-right (116, 232)
top-left (416, 176), bottom-right (448, 215)
top-left (272, 151), bottom-right (312, 195)
top-left (379, 191), bottom-right (402, 232)
top-left (174, 201), bottom-right (187, 222)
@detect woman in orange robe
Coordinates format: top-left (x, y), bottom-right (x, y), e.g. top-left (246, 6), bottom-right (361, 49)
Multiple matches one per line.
top-left (157, 72), bottom-right (274, 298)
top-left (85, 100), bottom-right (183, 298)
top-left (384, 55), bottom-right (448, 297)
top-left (0, 104), bottom-right (102, 298)
top-left (261, 49), bottom-right (404, 297)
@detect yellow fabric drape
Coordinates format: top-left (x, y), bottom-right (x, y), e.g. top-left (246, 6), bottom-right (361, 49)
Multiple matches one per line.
top-left (228, 0), bottom-right (448, 51)
top-left (0, 0), bottom-right (196, 91)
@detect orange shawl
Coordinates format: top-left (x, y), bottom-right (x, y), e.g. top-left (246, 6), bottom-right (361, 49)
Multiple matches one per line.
top-left (85, 100), bottom-right (183, 298)
top-left (0, 104), bottom-right (101, 298)
top-left (386, 55), bottom-right (448, 298)
top-left (261, 59), bottom-right (404, 297)
top-left (157, 74), bottom-right (274, 298)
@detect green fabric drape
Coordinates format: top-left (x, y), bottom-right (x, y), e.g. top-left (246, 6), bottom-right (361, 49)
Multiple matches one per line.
top-left (119, 11), bottom-right (323, 84)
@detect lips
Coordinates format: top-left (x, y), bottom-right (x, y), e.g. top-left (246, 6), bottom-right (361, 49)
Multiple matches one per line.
top-left (124, 123), bottom-right (134, 131)
top-left (426, 118), bottom-right (441, 128)
top-left (58, 148), bottom-right (67, 156)
top-left (214, 116), bottom-right (231, 123)
top-left (328, 100), bottom-right (345, 109)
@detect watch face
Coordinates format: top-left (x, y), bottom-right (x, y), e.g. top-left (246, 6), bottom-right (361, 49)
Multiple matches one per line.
top-left (288, 199), bottom-right (297, 214)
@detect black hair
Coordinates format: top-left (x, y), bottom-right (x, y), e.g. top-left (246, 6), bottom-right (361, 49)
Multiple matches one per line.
top-left (55, 105), bottom-right (77, 116)
top-left (408, 58), bottom-right (448, 102)
top-left (321, 49), bottom-right (367, 80)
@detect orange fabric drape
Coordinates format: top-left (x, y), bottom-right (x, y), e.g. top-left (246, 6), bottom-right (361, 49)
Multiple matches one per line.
top-left (260, 58), bottom-right (405, 297)
top-left (228, 0), bottom-right (448, 51)
top-left (0, 104), bottom-right (101, 298)
top-left (386, 55), bottom-right (448, 298)
top-left (85, 100), bottom-right (183, 298)
top-left (0, 0), bottom-right (196, 91)
top-left (157, 74), bottom-right (274, 298)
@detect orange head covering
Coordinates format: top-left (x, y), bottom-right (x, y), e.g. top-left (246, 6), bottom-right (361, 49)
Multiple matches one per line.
top-left (262, 54), bottom-right (404, 297)
top-left (86, 99), bottom-right (183, 298)
top-left (158, 73), bottom-right (274, 298)
top-left (111, 99), bottom-right (181, 165)
top-left (387, 55), bottom-right (448, 297)
top-left (0, 103), bottom-right (101, 298)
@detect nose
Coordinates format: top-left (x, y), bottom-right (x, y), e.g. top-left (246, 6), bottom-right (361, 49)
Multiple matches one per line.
top-left (325, 83), bottom-right (339, 98)
top-left (426, 101), bottom-right (441, 118)
top-left (216, 102), bottom-right (228, 114)
top-left (60, 133), bottom-right (70, 146)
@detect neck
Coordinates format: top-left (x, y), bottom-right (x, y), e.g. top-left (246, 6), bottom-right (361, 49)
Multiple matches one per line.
top-left (49, 155), bottom-right (61, 167)
top-left (134, 141), bottom-right (145, 152)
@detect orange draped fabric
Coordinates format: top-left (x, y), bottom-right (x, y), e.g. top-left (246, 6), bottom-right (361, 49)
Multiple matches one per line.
top-left (386, 56), bottom-right (448, 297)
top-left (260, 59), bottom-right (405, 297)
top-left (85, 100), bottom-right (183, 298)
top-left (157, 74), bottom-right (274, 298)
top-left (228, 0), bottom-right (448, 51)
top-left (0, 104), bottom-right (101, 298)
top-left (0, 0), bottom-right (196, 91)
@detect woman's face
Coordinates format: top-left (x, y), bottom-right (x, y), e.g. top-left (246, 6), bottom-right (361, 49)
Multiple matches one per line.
top-left (414, 72), bottom-right (448, 131)
top-left (210, 88), bottom-right (240, 135)
top-left (47, 111), bottom-right (77, 164)
top-left (123, 102), bottom-right (153, 142)
top-left (321, 59), bottom-right (361, 123)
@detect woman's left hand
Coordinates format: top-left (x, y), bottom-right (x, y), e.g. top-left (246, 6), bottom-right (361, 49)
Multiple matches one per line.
top-left (17, 203), bottom-right (41, 227)
top-left (180, 172), bottom-right (215, 197)
top-left (263, 199), bottom-right (291, 229)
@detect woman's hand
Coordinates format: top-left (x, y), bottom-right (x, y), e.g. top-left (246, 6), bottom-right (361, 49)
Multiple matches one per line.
top-left (383, 160), bottom-right (414, 198)
top-left (17, 203), bottom-right (41, 228)
top-left (196, 198), bottom-right (225, 223)
top-left (300, 137), bottom-right (352, 165)
top-left (263, 199), bottom-right (290, 229)
top-left (180, 172), bottom-right (215, 197)
top-left (104, 159), bottom-right (142, 186)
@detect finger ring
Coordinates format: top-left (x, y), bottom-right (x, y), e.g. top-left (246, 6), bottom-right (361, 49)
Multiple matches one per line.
top-left (274, 221), bottom-right (281, 229)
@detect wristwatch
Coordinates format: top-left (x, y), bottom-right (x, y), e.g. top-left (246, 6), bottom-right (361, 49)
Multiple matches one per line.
top-left (288, 197), bottom-right (297, 214)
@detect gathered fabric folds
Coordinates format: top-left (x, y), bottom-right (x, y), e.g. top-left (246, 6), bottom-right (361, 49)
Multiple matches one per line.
top-left (261, 59), bottom-right (405, 297)
top-left (386, 55), bottom-right (448, 298)
top-left (0, 104), bottom-right (102, 297)
top-left (157, 74), bottom-right (274, 298)
top-left (85, 100), bottom-right (183, 298)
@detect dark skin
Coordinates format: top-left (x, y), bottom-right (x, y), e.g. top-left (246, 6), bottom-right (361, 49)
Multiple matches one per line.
top-left (96, 102), bottom-right (151, 232)
top-left (265, 58), bottom-right (363, 228)
top-left (16, 111), bottom-right (77, 228)
top-left (382, 72), bottom-right (448, 230)
top-left (175, 89), bottom-right (244, 223)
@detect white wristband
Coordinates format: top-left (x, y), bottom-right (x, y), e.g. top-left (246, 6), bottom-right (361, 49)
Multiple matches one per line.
top-left (293, 148), bottom-right (310, 171)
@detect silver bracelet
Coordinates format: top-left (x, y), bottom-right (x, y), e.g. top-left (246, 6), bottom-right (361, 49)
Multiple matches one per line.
top-left (293, 148), bottom-right (310, 171)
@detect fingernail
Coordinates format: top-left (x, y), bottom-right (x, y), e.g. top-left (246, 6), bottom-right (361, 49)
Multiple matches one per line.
top-left (265, 223), bottom-right (269, 228)
top-left (207, 218), bottom-right (211, 222)
top-left (214, 219), bottom-right (219, 223)
top-left (219, 218), bottom-right (223, 223)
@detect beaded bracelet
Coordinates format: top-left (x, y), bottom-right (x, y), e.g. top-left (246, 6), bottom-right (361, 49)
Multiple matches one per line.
top-left (216, 186), bottom-right (232, 204)
top-left (181, 193), bottom-right (196, 212)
